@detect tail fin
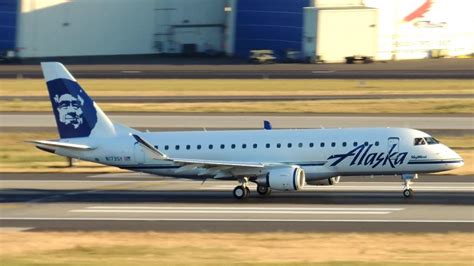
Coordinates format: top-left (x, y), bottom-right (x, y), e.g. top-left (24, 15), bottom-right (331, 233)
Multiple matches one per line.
top-left (41, 62), bottom-right (115, 139)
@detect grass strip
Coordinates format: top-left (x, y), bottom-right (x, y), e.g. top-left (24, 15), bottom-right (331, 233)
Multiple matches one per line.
top-left (0, 98), bottom-right (473, 114)
top-left (0, 231), bottom-right (473, 265)
top-left (1, 79), bottom-right (473, 96)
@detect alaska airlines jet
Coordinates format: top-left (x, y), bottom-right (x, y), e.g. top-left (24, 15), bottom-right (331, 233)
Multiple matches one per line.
top-left (31, 62), bottom-right (464, 199)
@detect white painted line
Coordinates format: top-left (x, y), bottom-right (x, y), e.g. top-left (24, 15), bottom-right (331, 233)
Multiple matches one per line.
top-left (120, 70), bottom-right (142, 73)
top-left (86, 206), bottom-right (404, 211)
top-left (1, 217), bottom-right (473, 223)
top-left (0, 227), bottom-right (34, 232)
top-left (70, 210), bottom-right (392, 215)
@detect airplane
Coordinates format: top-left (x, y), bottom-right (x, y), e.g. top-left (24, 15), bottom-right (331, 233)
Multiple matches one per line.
top-left (30, 62), bottom-right (464, 200)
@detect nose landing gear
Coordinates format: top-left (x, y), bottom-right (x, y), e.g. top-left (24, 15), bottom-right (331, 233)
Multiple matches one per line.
top-left (402, 173), bottom-right (418, 198)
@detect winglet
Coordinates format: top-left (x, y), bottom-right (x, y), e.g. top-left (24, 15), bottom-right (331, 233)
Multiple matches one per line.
top-left (264, 120), bottom-right (272, 130)
top-left (131, 134), bottom-right (169, 160)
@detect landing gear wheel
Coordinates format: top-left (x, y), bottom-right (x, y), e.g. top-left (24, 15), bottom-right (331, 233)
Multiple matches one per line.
top-left (403, 188), bottom-right (413, 198)
top-left (256, 184), bottom-right (272, 196)
top-left (233, 185), bottom-right (249, 200)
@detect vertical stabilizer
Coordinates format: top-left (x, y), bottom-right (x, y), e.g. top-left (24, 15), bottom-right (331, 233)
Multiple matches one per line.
top-left (41, 62), bottom-right (115, 139)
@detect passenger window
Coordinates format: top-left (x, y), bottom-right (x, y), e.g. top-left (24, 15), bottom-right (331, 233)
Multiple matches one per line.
top-left (342, 142), bottom-right (347, 147)
top-left (231, 144), bottom-right (236, 149)
top-left (375, 141), bottom-right (379, 146)
top-left (175, 145), bottom-right (180, 150)
top-left (253, 143), bottom-right (258, 148)
top-left (220, 144), bottom-right (225, 149)
top-left (266, 143), bottom-right (270, 148)
top-left (209, 144), bottom-right (213, 149)
top-left (414, 138), bottom-right (426, 146)
top-left (288, 143), bottom-right (292, 148)
top-left (309, 142), bottom-right (314, 148)
top-left (186, 145), bottom-right (191, 150)
top-left (364, 141), bottom-right (369, 146)
top-left (165, 145), bottom-right (169, 150)
top-left (242, 144), bottom-right (247, 149)
top-left (197, 145), bottom-right (201, 150)
top-left (298, 143), bottom-right (303, 148)
top-left (331, 142), bottom-right (336, 147)
top-left (320, 142), bottom-right (325, 147)
top-left (276, 143), bottom-right (281, 148)
top-left (154, 145), bottom-right (159, 149)
top-left (353, 142), bottom-right (358, 147)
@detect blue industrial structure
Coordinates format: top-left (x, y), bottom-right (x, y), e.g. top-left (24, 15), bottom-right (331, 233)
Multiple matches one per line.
top-left (234, 0), bottom-right (310, 59)
top-left (0, 0), bottom-right (18, 53)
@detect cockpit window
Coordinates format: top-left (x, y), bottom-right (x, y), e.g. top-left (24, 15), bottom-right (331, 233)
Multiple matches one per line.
top-left (414, 138), bottom-right (426, 145)
top-left (424, 137), bottom-right (440, 145)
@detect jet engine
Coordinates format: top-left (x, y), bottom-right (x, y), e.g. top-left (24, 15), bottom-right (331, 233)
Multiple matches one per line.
top-left (260, 166), bottom-right (306, 191)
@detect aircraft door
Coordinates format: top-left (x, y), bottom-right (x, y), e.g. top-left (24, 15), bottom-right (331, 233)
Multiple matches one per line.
top-left (387, 137), bottom-right (400, 153)
top-left (133, 143), bottom-right (146, 164)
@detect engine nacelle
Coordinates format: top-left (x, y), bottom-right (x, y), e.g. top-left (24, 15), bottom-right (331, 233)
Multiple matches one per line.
top-left (262, 166), bottom-right (305, 191)
top-left (306, 176), bottom-right (341, 186)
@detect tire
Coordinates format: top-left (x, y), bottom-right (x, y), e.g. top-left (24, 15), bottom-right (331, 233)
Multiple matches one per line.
top-left (233, 186), bottom-right (246, 200)
top-left (403, 189), bottom-right (413, 198)
top-left (257, 185), bottom-right (271, 196)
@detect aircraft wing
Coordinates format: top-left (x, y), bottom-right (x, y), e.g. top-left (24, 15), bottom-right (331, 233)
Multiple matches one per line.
top-left (131, 134), bottom-right (266, 177)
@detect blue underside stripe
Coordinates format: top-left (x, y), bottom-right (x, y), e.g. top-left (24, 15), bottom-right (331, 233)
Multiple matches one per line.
top-left (407, 160), bottom-right (463, 165)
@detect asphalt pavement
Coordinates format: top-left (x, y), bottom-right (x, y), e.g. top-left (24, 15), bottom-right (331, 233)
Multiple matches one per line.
top-left (0, 173), bottom-right (473, 232)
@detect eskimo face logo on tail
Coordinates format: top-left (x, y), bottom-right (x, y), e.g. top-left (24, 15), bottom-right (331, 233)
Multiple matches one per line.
top-left (47, 79), bottom-right (97, 138)
top-left (327, 144), bottom-right (408, 168)
top-left (54, 93), bottom-right (84, 129)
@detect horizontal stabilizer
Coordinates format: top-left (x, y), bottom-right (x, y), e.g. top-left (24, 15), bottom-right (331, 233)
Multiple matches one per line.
top-left (28, 140), bottom-right (95, 150)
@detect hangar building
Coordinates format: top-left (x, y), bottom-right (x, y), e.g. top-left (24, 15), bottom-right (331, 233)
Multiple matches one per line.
top-left (2, 0), bottom-right (473, 62)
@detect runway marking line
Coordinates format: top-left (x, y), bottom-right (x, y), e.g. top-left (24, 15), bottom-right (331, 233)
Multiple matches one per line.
top-left (1, 217), bottom-right (473, 223)
top-left (69, 206), bottom-right (403, 215)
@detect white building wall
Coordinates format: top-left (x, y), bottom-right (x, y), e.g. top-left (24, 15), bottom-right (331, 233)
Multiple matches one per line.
top-left (311, 0), bottom-right (474, 60)
top-left (17, 0), bottom-right (226, 58)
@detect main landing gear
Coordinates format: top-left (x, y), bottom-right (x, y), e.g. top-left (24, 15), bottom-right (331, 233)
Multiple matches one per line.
top-left (233, 177), bottom-right (272, 199)
top-left (233, 177), bottom-right (250, 200)
top-left (402, 173), bottom-right (418, 198)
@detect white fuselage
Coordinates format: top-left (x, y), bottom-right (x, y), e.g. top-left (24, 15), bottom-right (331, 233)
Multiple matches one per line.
top-left (58, 127), bottom-right (463, 181)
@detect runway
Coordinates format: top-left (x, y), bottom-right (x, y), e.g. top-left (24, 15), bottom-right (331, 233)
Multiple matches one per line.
top-left (1, 58), bottom-right (473, 79)
top-left (1, 114), bottom-right (473, 130)
top-left (1, 173), bottom-right (473, 232)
